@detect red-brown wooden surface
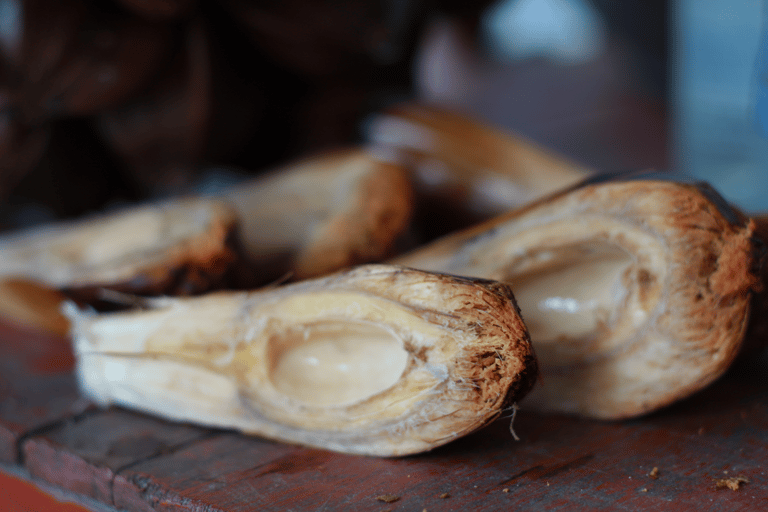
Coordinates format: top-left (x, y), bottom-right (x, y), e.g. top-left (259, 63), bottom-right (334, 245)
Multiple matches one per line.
top-left (0, 470), bottom-right (96, 512)
top-left (1, 314), bottom-right (767, 512)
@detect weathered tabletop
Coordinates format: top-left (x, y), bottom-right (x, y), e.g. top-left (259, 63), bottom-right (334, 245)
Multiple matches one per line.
top-left (1, 318), bottom-right (767, 512)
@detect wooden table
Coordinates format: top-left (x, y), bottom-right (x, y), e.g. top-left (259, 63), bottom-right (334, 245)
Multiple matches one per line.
top-left (1, 314), bottom-right (767, 512)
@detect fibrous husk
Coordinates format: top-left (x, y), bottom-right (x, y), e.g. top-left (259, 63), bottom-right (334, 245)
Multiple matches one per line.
top-left (0, 197), bottom-right (239, 333)
top-left (366, 103), bottom-right (594, 235)
top-left (68, 264), bottom-right (537, 457)
top-left (395, 179), bottom-right (763, 419)
top-left (0, 147), bottom-right (414, 334)
top-left (224, 147), bottom-right (414, 284)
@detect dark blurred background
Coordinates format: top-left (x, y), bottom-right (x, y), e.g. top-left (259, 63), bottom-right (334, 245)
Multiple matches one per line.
top-left (0, 0), bottom-right (670, 231)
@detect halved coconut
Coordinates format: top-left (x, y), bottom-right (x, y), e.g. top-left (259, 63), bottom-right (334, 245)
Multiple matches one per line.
top-left (0, 147), bottom-right (414, 334)
top-left (0, 198), bottom-right (239, 334)
top-left (68, 264), bottom-right (537, 457)
top-left (395, 180), bottom-right (762, 419)
top-left (366, 103), bottom-right (594, 225)
top-left (224, 148), bottom-right (414, 283)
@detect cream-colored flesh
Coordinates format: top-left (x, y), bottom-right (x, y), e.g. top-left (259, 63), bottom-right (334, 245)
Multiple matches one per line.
top-left (366, 105), bottom-right (593, 212)
top-left (397, 180), bottom-right (758, 419)
top-left (74, 289), bottom-right (451, 430)
top-left (70, 265), bottom-right (536, 456)
top-left (397, 216), bottom-right (665, 368)
top-left (269, 321), bottom-right (409, 406)
top-left (48, 210), bottom-right (164, 266)
top-left (225, 152), bottom-right (366, 256)
top-left (0, 200), bottom-right (220, 286)
top-left (227, 158), bottom-right (370, 257)
top-left (508, 246), bottom-right (632, 343)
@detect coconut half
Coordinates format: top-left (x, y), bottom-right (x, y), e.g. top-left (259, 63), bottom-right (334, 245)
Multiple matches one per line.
top-left (366, 103), bottom-right (594, 221)
top-left (68, 264), bottom-right (537, 456)
top-left (0, 147), bottom-right (414, 334)
top-left (395, 179), bottom-right (762, 419)
top-left (0, 198), bottom-right (239, 334)
top-left (224, 148), bottom-right (414, 284)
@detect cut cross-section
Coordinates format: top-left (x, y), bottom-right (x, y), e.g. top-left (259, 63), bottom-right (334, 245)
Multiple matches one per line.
top-left (396, 180), bottom-right (762, 419)
top-left (0, 198), bottom-right (239, 334)
top-left (224, 148), bottom-right (414, 284)
top-left (68, 264), bottom-right (537, 456)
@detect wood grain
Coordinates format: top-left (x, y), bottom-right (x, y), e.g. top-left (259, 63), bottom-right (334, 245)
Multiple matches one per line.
top-left (112, 362), bottom-right (768, 511)
top-left (2, 313), bottom-right (766, 511)
top-left (0, 322), bottom-right (87, 463)
top-left (22, 409), bottom-right (212, 503)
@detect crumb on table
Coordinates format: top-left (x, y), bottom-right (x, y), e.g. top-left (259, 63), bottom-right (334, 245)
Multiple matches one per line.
top-left (715, 476), bottom-right (749, 491)
top-left (376, 494), bottom-right (400, 503)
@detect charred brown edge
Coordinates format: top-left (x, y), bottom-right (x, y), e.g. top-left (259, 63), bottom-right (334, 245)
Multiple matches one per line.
top-left (671, 179), bottom-right (768, 358)
top-left (398, 266), bottom-right (539, 412)
top-left (471, 277), bottom-right (539, 413)
top-left (60, 227), bottom-right (244, 311)
top-left (496, 175), bottom-right (765, 277)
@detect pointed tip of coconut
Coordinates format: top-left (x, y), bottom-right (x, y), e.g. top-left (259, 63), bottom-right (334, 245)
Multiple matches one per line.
top-left (710, 219), bottom-right (762, 298)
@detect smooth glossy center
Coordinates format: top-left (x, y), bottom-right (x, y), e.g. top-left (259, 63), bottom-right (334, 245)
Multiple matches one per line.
top-left (269, 320), bottom-right (409, 406)
top-left (506, 243), bottom-right (632, 344)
